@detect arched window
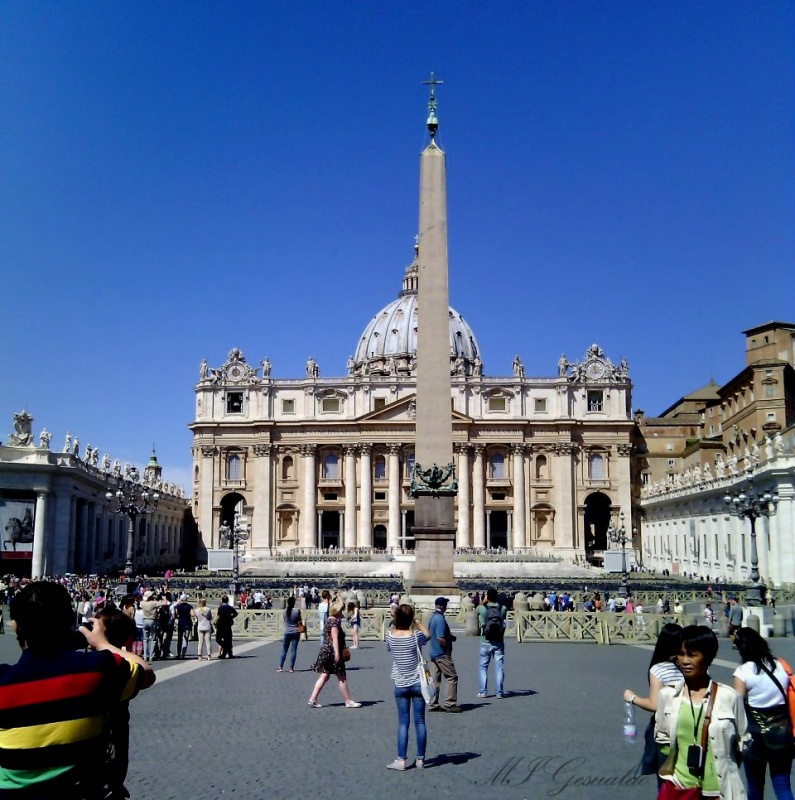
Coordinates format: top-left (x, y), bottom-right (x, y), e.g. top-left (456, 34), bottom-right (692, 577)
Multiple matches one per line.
top-left (323, 453), bottom-right (339, 480)
top-left (282, 456), bottom-right (294, 481)
top-left (227, 454), bottom-right (242, 481)
top-left (406, 453), bottom-right (415, 479)
top-left (535, 455), bottom-right (548, 480)
top-left (374, 456), bottom-right (386, 481)
top-left (588, 454), bottom-right (604, 480)
top-left (490, 452), bottom-right (505, 479)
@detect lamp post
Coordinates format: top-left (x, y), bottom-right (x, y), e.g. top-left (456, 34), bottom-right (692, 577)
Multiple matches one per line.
top-left (106, 466), bottom-right (159, 593)
top-left (724, 471), bottom-right (778, 606)
top-left (222, 512), bottom-right (250, 599)
top-left (608, 511), bottom-right (630, 598)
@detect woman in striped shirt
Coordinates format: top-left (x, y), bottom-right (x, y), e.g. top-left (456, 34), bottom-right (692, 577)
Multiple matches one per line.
top-left (385, 604), bottom-right (431, 771)
top-left (624, 623), bottom-right (684, 777)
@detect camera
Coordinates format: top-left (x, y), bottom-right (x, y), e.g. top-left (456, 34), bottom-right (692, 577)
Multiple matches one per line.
top-left (686, 744), bottom-right (704, 773)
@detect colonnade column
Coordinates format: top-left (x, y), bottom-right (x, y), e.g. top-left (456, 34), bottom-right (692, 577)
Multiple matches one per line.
top-left (387, 444), bottom-right (401, 550)
top-left (358, 445), bottom-right (372, 548)
top-left (472, 444), bottom-right (486, 548)
top-left (300, 445), bottom-right (316, 548)
top-left (31, 491), bottom-right (48, 578)
top-left (486, 509), bottom-right (492, 549)
top-left (456, 443), bottom-right (471, 548)
top-left (343, 445), bottom-right (357, 549)
top-left (317, 510), bottom-right (323, 549)
top-left (512, 443), bottom-right (526, 551)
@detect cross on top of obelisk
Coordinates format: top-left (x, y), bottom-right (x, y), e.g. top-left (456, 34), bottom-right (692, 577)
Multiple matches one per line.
top-left (422, 71), bottom-right (443, 139)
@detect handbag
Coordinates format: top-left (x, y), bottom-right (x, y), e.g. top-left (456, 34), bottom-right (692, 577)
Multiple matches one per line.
top-left (748, 659), bottom-right (795, 750)
top-left (295, 611), bottom-right (306, 635)
top-left (342, 647), bottom-right (351, 662)
top-left (747, 704), bottom-right (793, 751)
top-left (415, 636), bottom-right (434, 704)
top-left (640, 716), bottom-right (665, 775)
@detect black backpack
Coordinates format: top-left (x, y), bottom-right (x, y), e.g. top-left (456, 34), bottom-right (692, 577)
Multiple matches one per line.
top-left (156, 605), bottom-right (171, 629)
top-left (483, 605), bottom-right (505, 643)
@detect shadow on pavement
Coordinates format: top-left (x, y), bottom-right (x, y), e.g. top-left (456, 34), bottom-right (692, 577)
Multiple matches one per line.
top-left (425, 751), bottom-right (481, 769)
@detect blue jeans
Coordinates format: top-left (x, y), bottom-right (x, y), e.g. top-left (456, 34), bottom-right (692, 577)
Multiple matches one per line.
top-left (279, 633), bottom-right (300, 669)
top-left (394, 683), bottom-right (427, 761)
top-left (478, 641), bottom-right (505, 695)
top-left (142, 619), bottom-right (157, 661)
top-left (745, 743), bottom-right (794, 800)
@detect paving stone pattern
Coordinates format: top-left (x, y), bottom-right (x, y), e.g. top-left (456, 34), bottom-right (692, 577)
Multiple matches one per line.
top-left (0, 624), bottom-right (793, 799)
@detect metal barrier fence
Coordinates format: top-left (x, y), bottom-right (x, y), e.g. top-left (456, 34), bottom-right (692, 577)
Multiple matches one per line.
top-left (232, 609), bottom-right (392, 640)
top-left (513, 611), bottom-right (687, 644)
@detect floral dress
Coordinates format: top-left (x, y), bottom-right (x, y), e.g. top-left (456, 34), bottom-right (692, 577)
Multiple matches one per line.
top-left (313, 616), bottom-right (347, 676)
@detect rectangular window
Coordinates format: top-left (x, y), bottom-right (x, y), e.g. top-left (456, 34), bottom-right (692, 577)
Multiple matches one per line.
top-left (667, 459), bottom-right (676, 467)
top-left (321, 398), bottom-right (340, 413)
top-left (587, 391), bottom-right (603, 412)
top-left (374, 398), bottom-right (386, 410)
top-left (765, 384), bottom-right (775, 398)
top-left (374, 491), bottom-right (386, 501)
top-left (534, 398), bottom-right (547, 413)
top-left (323, 493), bottom-right (337, 501)
top-left (226, 392), bottom-right (243, 414)
top-left (766, 411), bottom-right (776, 422)
top-left (282, 399), bottom-right (295, 414)
top-left (488, 397), bottom-right (506, 412)
top-left (641, 473), bottom-right (649, 486)
top-left (492, 492), bottom-right (506, 501)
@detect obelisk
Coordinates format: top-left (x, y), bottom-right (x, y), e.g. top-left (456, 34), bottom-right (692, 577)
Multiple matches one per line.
top-left (410, 74), bottom-right (458, 596)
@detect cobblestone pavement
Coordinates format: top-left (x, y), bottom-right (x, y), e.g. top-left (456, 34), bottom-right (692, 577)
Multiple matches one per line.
top-left (1, 624), bottom-right (793, 799)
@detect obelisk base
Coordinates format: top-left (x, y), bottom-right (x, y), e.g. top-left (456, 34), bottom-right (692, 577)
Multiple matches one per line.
top-left (410, 495), bottom-right (458, 596)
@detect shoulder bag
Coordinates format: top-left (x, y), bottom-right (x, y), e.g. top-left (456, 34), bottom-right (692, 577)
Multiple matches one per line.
top-left (415, 635), bottom-right (434, 704)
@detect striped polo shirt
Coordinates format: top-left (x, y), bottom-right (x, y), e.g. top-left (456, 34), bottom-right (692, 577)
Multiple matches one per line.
top-left (386, 631), bottom-right (428, 688)
top-left (0, 647), bottom-right (144, 794)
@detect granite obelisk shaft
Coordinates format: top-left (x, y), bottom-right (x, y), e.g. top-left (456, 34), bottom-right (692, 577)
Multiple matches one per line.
top-left (412, 137), bottom-right (457, 592)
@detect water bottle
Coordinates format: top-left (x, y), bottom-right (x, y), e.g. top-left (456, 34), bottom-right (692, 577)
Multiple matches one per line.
top-left (623, 701), bottom-right (637, 743)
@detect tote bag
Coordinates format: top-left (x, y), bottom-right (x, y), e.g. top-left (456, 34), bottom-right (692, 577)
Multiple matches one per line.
top-left (415, 637), bottom-right (434, 704)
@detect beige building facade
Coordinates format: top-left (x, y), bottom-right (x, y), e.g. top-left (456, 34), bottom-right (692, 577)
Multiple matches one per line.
top-left (638, 322), bottom-right (795, 586)
top-left (190, 255), bottom-right (635, 566)
top-left (0, 412), bottom-right (191, 578)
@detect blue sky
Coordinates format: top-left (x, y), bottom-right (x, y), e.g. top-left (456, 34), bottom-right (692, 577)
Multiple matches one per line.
top-left (2, 2), bottom-right (793, 491)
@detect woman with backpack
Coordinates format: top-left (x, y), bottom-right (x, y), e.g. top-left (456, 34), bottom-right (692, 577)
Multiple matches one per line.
top-left (732, 627), bottom-right (794, 800)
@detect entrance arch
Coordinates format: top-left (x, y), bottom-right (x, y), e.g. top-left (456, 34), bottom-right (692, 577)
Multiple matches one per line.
top-left (584, 492), bottom-right (612, 555)
top-left (373, 524), bottom-right (387, 550)
top-left (219, 492), bottom-right (246, 548)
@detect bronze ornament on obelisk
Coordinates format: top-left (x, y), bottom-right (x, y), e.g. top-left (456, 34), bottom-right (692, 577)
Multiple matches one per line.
top-left (409, 73), bottom-right (458, 596)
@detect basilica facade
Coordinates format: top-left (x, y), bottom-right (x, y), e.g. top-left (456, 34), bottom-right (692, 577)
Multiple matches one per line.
top-left (190, 245), bottom-right (635, 566)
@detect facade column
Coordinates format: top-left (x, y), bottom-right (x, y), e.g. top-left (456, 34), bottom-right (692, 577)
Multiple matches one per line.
top-left (387, 444), bottom-right (401, 551)
top-left (472, 445), bottom-right (486, 548)
top-left (456, 443), bottom-right (471, 548)
top-left (300, 445), bottom-right (316, 549)
top-left (358, 445), bottom-right (372, 548)
top-left (317, 509), bottom-right (323, 549)
top-left (198, 445), bottom-right (216, 548)
top-left (512, 443), bottom-right (526, 551)
top-left (338, 510), bottom-right (344, 549)
top-left (554, 443), bottom-right (577, 552)
top-left (31, 491), bottom-right (48, 578)
top-left (252, 443), bottom-right (272, 550)
top-left (344, 445), bottom-right (357, 549)
top-left (507, 510), bottom-right (513, 551)
top-left (486, 509), bottom-right (492, 549)
top-left (401, 509), bottom-right (407, 547)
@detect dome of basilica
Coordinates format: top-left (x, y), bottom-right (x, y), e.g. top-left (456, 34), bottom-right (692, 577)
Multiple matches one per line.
top-left (349, 245), bottom-right (482, 378)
